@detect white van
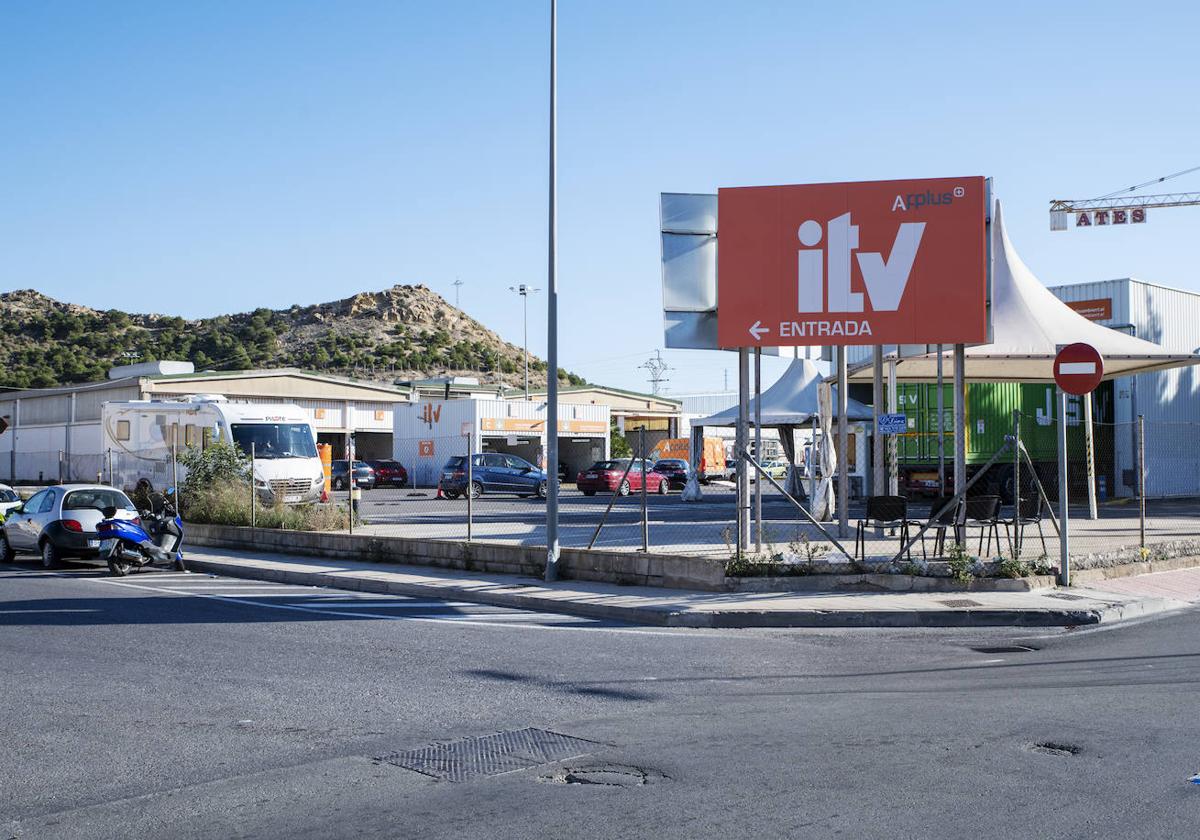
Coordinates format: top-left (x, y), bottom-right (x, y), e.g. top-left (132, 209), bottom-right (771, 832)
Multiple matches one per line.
top-left (101, 396), bottom-right (325, 505)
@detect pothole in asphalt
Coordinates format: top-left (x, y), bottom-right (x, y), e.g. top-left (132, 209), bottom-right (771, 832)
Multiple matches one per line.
top-left (1029, 742), bottom-right (1082, 757)
top-left (540, 762), bottom-right (667, 788)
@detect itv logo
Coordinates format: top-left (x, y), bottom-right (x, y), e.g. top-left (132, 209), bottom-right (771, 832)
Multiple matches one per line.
top-left (796, 213), bottom-right (926, 314)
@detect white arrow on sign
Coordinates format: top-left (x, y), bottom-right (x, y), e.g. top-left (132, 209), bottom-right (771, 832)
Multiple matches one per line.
top-left (748, 320), bottom-right (769, 341)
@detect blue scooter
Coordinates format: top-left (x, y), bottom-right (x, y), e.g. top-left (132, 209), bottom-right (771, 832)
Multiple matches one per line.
top-left (98, 488), bottom-right (186, 576)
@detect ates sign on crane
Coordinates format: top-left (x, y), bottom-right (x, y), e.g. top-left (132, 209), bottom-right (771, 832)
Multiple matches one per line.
top-left (717, 176), bottom-right (989, 348)
top-left (1053, 343), bottom-right (1104, 396)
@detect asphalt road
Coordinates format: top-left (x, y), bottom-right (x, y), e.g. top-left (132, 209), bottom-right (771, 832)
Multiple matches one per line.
top-left (4, 560), bottom-right (1200, 839)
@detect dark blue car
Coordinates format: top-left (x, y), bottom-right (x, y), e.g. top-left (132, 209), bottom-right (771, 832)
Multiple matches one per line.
top-left (440, 454), bottom-right (548, 499)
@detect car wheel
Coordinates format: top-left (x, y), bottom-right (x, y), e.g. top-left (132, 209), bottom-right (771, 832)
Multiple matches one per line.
top-left (40, 539), bottom-right (61, 570)
top-left (444, 491), bottom-right (460, 500)
top-left (618, 480), bottom-right (631, 497)
top-left (536, 481), bottom-right (547, 499)
top-left (469, 481), bottom-right (483, 500)
top-left (0, 534), bottom-right (14, 563)
top-left (657, 479), bottom-right (668, 495)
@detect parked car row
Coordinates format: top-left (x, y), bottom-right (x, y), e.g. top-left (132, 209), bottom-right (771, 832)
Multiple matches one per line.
top-left (328, 459), bottom-right (409, 491)
top-left (576, 458), bottom-right (696, 496)
top-left (0, 483), bottom-right (141, 569)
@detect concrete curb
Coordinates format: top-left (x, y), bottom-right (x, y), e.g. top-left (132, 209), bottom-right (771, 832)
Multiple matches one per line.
top-left (182, 555), bottom-right (1184, 629)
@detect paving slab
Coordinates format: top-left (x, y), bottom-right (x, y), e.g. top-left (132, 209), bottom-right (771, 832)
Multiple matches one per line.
top-left (177, 546), bottom-right (1191, 629)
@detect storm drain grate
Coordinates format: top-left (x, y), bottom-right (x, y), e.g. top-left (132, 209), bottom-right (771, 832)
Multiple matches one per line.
top-left (971, 645), bottom-right (1039, 654)
top-left (375, 727), bottom-right (598, 782)
top-left (1046, 592), bottom-right (1088, 601)
top-left (939, 598), bottom-right (983, 608)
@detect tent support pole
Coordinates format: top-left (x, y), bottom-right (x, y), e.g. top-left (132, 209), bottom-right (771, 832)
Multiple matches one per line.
top-left (754, 347), bottom-right (763, 552)
top-left (953, 344), bottom-right (966, 543)
top-left (887, 355), bottom-right (898, 496)
top-left (872, 346), bottom-right (884, 499)
top-left (837, 346), bottom-right (849, 538)
top-left (1084, 392), bottom-right (1098, 519)
top-left (936, 344), bottom-right (945, 497)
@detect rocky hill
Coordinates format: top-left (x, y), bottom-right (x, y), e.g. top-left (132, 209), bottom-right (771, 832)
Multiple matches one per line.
top-left (0, 285), bottom-right (579, 390)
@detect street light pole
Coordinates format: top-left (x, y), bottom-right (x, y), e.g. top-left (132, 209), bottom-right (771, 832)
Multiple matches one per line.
top-left (509, 284), bottom-right (540, 400)
top-left (544, 0), bottom-right (560, 582)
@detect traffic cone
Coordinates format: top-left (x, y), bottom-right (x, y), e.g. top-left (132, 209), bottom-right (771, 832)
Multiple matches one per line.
top-left (435, 480), bottom-right (445, 499)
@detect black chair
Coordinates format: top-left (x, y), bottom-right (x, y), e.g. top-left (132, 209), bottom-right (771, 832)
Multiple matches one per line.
top-left (961, 495), bottom-right (1003, 556)
top-left (921, 498), bottom-right (962, 559)
top-left (855, 495), bottom-right (912, 561)
top-left (1002, 495), bottom-right (1049, 556)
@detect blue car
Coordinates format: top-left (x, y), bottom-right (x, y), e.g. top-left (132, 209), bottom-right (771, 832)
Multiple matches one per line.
top-left (441, 454), bottom-right (548, 499)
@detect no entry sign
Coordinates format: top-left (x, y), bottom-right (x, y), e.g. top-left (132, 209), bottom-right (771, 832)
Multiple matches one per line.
top-left (1054, 343), bottom-right (1104, 395)
top-left (716, 176), bottom-right (989, 347)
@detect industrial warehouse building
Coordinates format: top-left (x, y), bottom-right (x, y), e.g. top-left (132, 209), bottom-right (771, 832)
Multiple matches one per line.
top-left (0, 363), bottom-right (418, 483)
top-left (0, 363), bottom-right (668, 486)
top-left (393, 398), bottom-right (610, 488)
top-left (1049, 278), bottom-right (1200, 497)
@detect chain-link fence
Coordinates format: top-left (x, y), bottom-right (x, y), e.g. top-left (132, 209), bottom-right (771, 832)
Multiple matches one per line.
top-left (10, 409), bottom-right (1199, 577)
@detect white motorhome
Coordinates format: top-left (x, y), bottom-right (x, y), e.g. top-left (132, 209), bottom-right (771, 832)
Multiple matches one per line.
top-left (101, 396), bottom-right (325, 505)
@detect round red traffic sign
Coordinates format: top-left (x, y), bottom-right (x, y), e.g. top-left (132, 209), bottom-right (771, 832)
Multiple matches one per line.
top-left (1054, 343), bottom-right (1104, 396)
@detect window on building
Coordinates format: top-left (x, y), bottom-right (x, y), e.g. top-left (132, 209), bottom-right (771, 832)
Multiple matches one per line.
top-left (116, 420), bottom-right (130, 441)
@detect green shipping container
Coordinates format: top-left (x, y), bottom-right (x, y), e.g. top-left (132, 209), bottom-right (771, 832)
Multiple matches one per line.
top-left (892, 382), bottom-right (1070, 467)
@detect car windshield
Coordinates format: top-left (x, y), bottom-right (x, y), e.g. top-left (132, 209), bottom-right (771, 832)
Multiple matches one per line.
top-left (64, 488), bottom-right (136, 512)
top-left (444, 457), bottom-right (465, 469)
top-left (0, 488), bottom-right (17, 503)
top-left (231, 423), bottom-right (318, 460)
top-left (657, 460), bottom-right (686, 468)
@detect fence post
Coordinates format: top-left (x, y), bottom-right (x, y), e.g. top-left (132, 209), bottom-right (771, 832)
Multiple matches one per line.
top-left (58, 450), bottom-right (64, 484)
top-left (347, 437), bottom-right (354, 535)
top-left (171, 433), bottom-right (178, 501)
top-left (107, 449), bottom-right (113, 487)
top-left (466, 433), bottom-right (473, 543)
top-left (640, 427), bottom-right (649, 552)
top-left (1012, 409), bottom-right (1021, 555)
top-left (250, 443), bottom-right (257, 529)
top-left (1084, 392), bottom-right (1098, 520)
top-left (1138, 414), bottom-right (1145, 550)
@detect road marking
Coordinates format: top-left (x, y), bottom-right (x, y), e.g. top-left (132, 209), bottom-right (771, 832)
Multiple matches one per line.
top-left (91, 577), bottom-right (693, 636)
top-left (0, 608), bottom-right (98, 614)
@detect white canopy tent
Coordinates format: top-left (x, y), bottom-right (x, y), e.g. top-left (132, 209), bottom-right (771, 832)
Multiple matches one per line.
top-left (847, 201), bottom-right (1199, 383)
top-left (697, 358), bottom-right (874, 426)
top-left (689, 358), bottom-right (873, 510)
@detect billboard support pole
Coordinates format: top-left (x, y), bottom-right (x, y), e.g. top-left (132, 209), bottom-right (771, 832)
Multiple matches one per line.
top-left (1084, 392), bottom-right (1098, 519)
top-left (936, 345), bottom-right (945, 497)
top-left (836, 345), bottom-right (849, 538)
top-left (953, 343), bottom-right (966, 542)
top-left (544, 0), bottom-right (560, 582)
top-left (872, 346), bottom-right (884, 499)
top-left (754, 347), bottom-right (762, 552)
top-left (737, 347), bottom-right (750, 553)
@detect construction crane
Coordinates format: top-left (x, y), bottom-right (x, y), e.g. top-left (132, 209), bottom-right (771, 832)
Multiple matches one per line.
top-left (1050, 165), bottom-right (1200, 230)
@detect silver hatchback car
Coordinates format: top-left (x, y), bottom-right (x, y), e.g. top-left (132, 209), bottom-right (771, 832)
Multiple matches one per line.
top-left (0, 484), bottom-right (140, 569)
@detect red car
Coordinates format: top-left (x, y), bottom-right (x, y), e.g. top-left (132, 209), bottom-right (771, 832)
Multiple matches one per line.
top-left (368, 459), bottom-right (408, 488)
top-left (576, 459), bottom-right (669, 496)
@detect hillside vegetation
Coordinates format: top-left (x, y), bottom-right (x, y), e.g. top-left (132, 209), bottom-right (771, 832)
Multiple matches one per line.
top-left (0, 285), bottom-right (584, 390)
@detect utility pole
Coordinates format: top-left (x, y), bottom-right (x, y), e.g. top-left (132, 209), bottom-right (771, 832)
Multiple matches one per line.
top-left (638, 350), bottom-right (672, 395)
top-left (452, 276), bottom-right (464, 308)
top-left (544, 0), bottom-right (560, 582)
top-left (509, 284), bottom-right (540, 399)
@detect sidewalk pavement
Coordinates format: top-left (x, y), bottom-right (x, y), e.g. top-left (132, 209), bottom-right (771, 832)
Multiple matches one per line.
top-left (178, 546), bottom-right (1200, 629)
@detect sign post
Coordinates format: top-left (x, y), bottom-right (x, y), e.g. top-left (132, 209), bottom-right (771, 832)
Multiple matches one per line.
top-left (1053, 342), bottom-right (1105, 586)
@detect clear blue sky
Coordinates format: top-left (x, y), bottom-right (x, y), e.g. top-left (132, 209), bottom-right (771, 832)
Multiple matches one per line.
top-left (3, 1), bottom-right (1197, 394)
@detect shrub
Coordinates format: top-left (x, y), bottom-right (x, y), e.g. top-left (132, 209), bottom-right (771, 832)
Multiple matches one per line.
top-left (178, 441), bottom-right (248, 496)
top-left (945, 542), bottom-right (975, 584)
top-left (182, 477), bottom-right (350, 531)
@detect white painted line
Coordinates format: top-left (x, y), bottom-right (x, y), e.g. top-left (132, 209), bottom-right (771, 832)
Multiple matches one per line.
top-left (1059, 362), bottom-right (1097, 375)
top-left (293, 599), bottom-right (483, 609)
top-left (0, 608), bottom-right (98, 614)
top-left (89, 577), bottom-right (692, 636)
